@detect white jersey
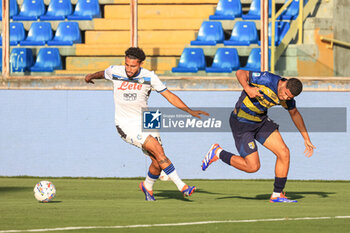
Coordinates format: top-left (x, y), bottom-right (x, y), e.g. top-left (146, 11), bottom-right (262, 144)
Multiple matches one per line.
top-left (104, 65), bottom-right (167, 126)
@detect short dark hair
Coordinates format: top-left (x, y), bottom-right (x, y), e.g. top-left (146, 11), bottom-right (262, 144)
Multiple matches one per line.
top-left (286, 78), bottom-right (303, 96)
top-left (125, 47), bottom-right (146, 62)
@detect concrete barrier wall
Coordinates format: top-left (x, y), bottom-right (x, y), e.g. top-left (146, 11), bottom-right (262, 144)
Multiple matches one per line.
top-left (0, 90), bottom-right (349, 180)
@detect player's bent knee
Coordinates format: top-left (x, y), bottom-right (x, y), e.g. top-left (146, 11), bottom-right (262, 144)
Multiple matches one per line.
top-left (277, 146), bottom-right (290, 161)
top-left (247, 163), bottom-right (260, 173)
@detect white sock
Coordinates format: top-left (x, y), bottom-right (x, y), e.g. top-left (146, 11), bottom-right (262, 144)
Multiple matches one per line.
top-left (217, 148), bottom-right (223, 158)
top-left (168, 170), bottom-right (186, 191)
top-left (163, 163), bottom-right (186, 191)
top-left (272, 192), bottom-right (281, 198)
top-left (144, 172), bottom-right (158, 191)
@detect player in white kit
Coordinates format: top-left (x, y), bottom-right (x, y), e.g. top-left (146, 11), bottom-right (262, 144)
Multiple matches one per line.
top-left (85, 47), bottom-right (208, 201)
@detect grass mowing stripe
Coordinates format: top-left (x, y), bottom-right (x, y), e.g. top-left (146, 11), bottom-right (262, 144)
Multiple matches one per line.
top-left (1, 216), bottom-right (349, 233)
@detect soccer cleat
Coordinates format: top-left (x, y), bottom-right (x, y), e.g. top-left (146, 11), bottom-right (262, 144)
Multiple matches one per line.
top-left (181, 185), bottom-right (196, 197)
top-left (269, 192), bottom-right (297, 203)
top-left (202, 143), bottom-right (221, 171)
top-left (139, 182), bottom-right (155, 201)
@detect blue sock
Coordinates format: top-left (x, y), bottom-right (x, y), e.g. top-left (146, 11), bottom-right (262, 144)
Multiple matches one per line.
top-left (220, 150), bottom-right (234, 166)
top-left (273, 177), bottom-right (287, 193)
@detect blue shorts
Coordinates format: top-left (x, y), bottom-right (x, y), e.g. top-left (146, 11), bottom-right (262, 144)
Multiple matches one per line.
top-left (229, 111), bottom-right (279, 158)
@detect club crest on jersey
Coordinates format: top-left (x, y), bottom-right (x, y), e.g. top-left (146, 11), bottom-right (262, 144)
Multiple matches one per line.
top-left (118, 81), bottom-right (142, 90)
top-left (252, 72), bottom-right (261, 78)
top-left (248, 141), bottom-right (255, 150)
top-left (143, 110), bottom-right (162, 129)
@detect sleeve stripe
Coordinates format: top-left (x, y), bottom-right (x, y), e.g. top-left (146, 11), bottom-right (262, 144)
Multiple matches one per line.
top-left (157, 88), bottom-right (168, 93)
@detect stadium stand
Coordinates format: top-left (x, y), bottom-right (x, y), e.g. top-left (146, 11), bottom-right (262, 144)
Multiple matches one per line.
top-left (30, 48), bottom-right (63, 72)
top-left (209, 0), bottom-right (242, 20)
top-left (191, 21), bottom-right (225, 46)
top-left (242, 0), bottom-right (272, 19)
top-left (0, 22), bottom-right (26, 46)
top-left (258, 21), bottom-right (290, 46)
top-left (20, 22), bottom-right (53, 46)
top-left (48, 22), bottom-right (82, 46)
top-left (241, 48), bottom-right (271, 72)
top-left (12, 0), bottom-right (46, 21)
top-left (0, 0), bottom-right (19, 20)
top-left (277, 0), bottom-right (305, 20)
top-left (172, 48), bottom-right (206, 73)
top-left (40, 0), bottom-right (73, 21)
top-left (10, 48), bottom-right (34, 72)
top-left (0, 0), bottom-right (320, 76)
top-left (224, 21), bottom-right (259, 46)
top-left (67, 0), bottom-right (101, 20)
top-left (205, 48), bottom-right (240, 73)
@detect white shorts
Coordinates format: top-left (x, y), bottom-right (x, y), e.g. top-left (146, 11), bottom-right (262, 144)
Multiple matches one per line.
top-left (115, 125), bottom-right (162, 155)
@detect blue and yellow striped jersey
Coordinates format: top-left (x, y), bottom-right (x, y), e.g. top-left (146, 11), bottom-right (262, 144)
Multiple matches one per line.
top-left (234, 71), bottom-right (296, 123)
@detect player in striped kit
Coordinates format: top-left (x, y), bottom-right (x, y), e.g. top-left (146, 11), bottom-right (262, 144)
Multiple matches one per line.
top-left (85, 47), bottom-right (208, 201)
top-left (202, 69), bottom-right (315, 203)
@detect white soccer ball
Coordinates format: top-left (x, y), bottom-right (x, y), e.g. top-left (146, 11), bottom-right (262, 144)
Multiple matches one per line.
top-left (33, 181), bottom-right (56, 203)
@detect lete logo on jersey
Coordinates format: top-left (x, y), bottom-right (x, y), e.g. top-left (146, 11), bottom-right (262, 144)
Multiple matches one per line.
top-left (118, 81), bottom-right (143, 91)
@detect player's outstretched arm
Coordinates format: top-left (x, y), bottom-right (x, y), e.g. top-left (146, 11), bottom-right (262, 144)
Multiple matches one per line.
top-left (288, 108), bottom-right (316, 157)
top-left (85, 71), bottom-right (105, 84)
top-left (160, 90), bottom-right (209, 119)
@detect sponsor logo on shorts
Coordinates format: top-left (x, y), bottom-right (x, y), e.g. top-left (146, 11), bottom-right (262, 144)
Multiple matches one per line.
top-left (123, 93), bottom-right (137, 101)
top-left (248, 141), bottom-right (255, 150)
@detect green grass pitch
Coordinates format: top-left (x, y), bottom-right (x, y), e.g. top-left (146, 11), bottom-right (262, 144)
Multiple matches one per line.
top-left (0, 177), bottom-right (349, 233)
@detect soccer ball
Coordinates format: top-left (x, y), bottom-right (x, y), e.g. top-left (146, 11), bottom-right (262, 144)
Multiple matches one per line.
top-left (33, 181), bottom-right (56, 202)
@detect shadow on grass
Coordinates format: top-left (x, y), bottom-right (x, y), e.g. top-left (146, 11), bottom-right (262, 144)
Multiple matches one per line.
top-left (216, 191), bottom-right (336, 201)
top-left (40, 201), bottom-right (62, 203)
top-left (0, 186), bottom-right (32, 193)
top-left (154, 190), bottom-right (193, 202)
top-left (154, 188), bottom-right (225, 202)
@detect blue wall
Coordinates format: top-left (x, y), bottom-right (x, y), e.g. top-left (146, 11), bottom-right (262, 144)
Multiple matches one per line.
top-left (0, 90), bottom-right (349, 180)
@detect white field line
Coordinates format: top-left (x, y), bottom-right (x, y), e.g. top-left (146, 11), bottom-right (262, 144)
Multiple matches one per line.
top-left (1, 216), bottom-right (349, 233)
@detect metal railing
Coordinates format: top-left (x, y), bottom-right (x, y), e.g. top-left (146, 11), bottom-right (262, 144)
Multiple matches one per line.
top-left (270, 0), bottom-right (319, 72)
top-left (321, 37), bottom-right (350, 49)
top-left (270, 0), bottom-right (302, 73)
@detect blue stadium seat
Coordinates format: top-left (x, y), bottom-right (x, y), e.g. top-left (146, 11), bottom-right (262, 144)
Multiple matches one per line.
top-left (224, 21), bottom-right (259, 46)
top-left (206, 48), bottom-right (240, 73)
top-left (20, 22), bottom-right (53, 46)
top-left (10, 48), bottom-right (34, 72)
top-left (0, 48), bottom-right (2, 71)
top-left (209, 0), bottom-right (242, 20)
top-left (258, 22), bottom-right (290, 46)
top-left (48, 22), bottom-right (82, 46)
top-left (191, 21), bottom-right (224, 46)
top-left (0, 0), bottom-right (19, 20)
top-left (0, 22), bottom-right (26, 46)
top-left (241, 48), bottom-right (261, 71)
top-left (67, 0), bottom-right (101, 20)
top-left (172, 48), bottom-right (206, 73)
top-left (12, 0), bottom-right (46, 21)
top-left (277, 0), bottom-right (304, 20)
top-left (30, 48), bottom-right (63, 72)
top-left (40, 0), bottom-right (73, 21)
top-left (242, 0), bottom-right (271, 20)
top-left (241, 48), bottom-right (270, 71)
